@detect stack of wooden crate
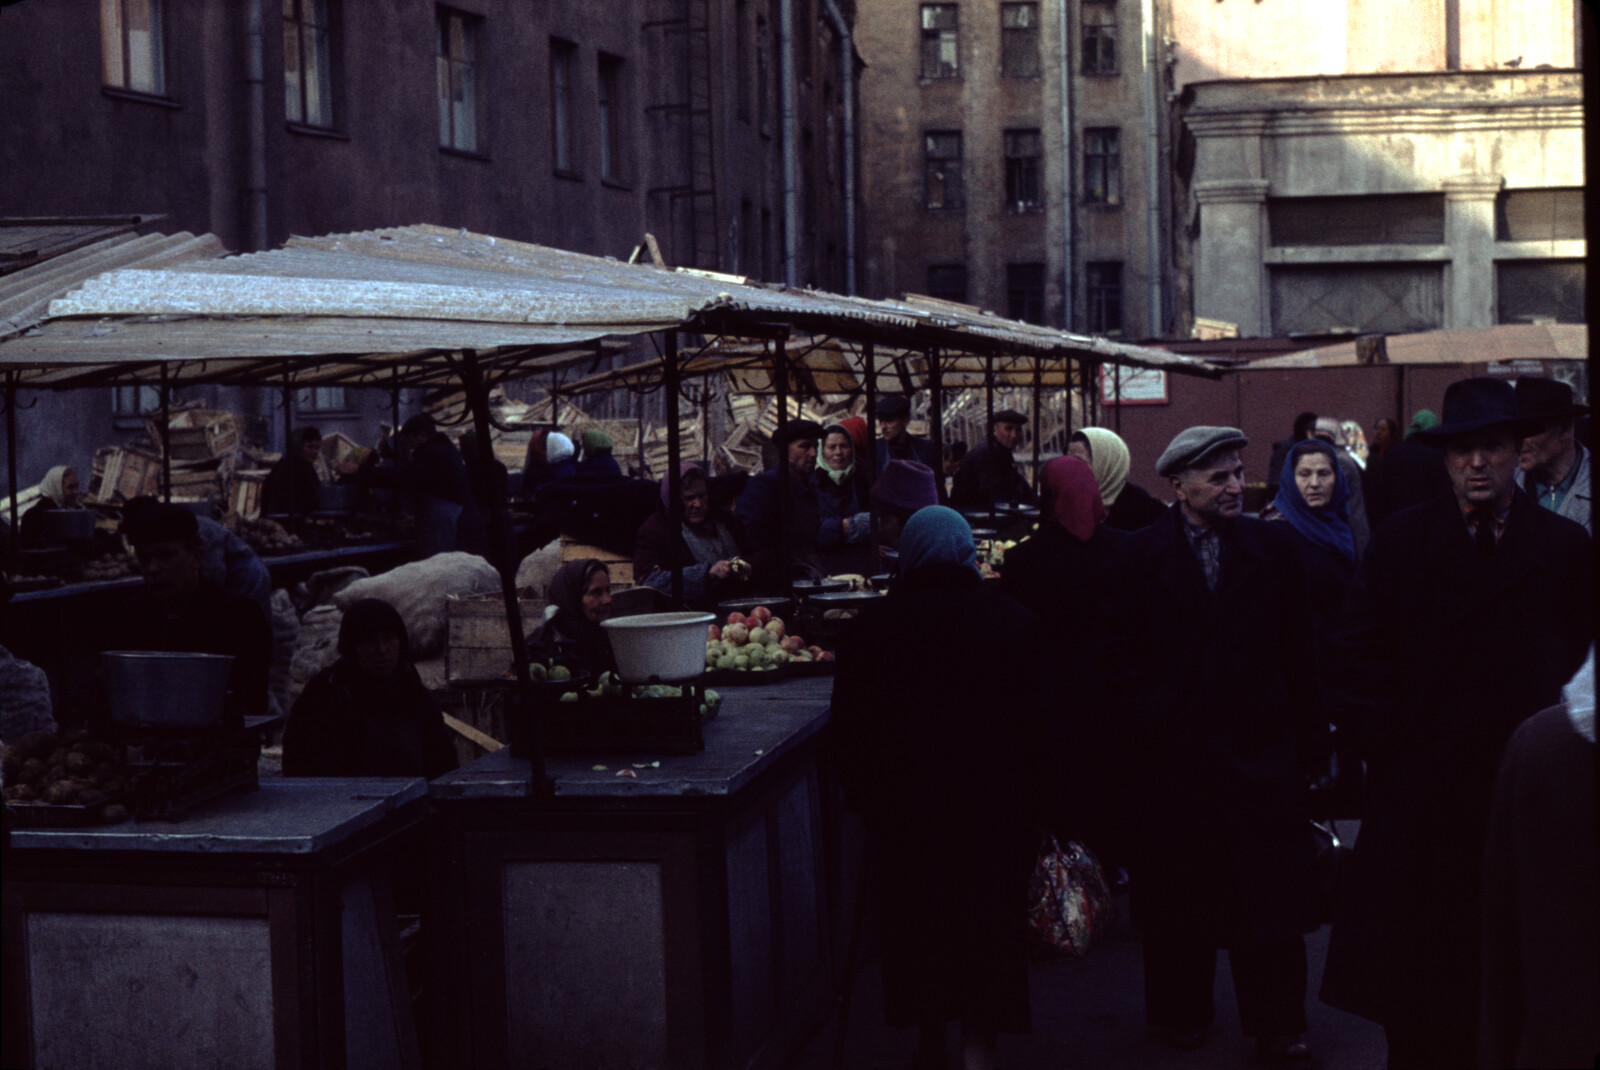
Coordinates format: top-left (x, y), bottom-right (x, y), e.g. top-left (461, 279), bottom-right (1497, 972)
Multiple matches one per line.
top-left (85, 445), bottom-right (162, 504)
top-left (557, 535), bottom-right (634, 586)
top-left (445, 591), bottom-right (548, 684)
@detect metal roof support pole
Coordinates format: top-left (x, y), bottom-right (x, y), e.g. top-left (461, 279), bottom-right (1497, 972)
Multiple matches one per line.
top-left (159, 363), bottom-right (172, 503)
top-left (1114, 362), bottom-right (1123, 433)
top-left (775, 331), bottom-right (791, 584)
top-left (462, 349), bottom-right (550, 795)
top-left (5, 373), bottom-right (18, 573)
top-left (928, 347), bottom-right (944, 472)
top-left (636, 387), bottom-right (646, 477)
top-left (1031, 358), bottom-right (1043, 495)
top-left (1065, 357), bottom-right (1076, 440)
top-left (281, 374), bottom-right (297, 522)
top-left (389, 369), bottom-right (403, 518)
top-left (664, 331), bottom-right (685, 606)
top-left (985, 355), bottom-right (995, 450)
top-left (863, 341), bottom-right (877, 473)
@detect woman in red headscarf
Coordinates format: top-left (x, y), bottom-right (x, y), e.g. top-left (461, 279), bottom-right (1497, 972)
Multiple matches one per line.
top-left (998, 456), bottom-right (1129, 858)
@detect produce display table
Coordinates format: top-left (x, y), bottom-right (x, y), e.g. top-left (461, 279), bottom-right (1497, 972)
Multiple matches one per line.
top-left (427, 675), bottom-right (836, 1070)
top-left (2, 777), bottom-right (428, 1070)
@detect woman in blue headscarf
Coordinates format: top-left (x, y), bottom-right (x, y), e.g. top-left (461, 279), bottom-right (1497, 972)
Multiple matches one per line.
top-left (830, 506), bottom-right (1050, 1069)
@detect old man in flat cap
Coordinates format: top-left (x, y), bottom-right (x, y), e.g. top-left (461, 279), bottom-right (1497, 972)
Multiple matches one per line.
top-left (1097, 426), bottom-right (1325, 1063)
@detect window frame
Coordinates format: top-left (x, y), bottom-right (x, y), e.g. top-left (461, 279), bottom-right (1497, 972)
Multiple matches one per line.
top-left (436, 7), bottom-right (484, 155)
top-left (1006, 262), bottom-right (1047, 325)
top-left (923, 131), bottom-right (965, 211)
top-left (926, 264), bottom-right (969, 304)
top-left (284, 0), bottom-right (339, 131)
top-left (1083, 126), bottom-right (1121, 206)
top-left (1000, 3), bottom-right (1040, 78)
top-left (100, 0), bottom-right (167, 97)
top-left (1086, 261), bottom-right (1124, 335)
top-left (919, 4), bottom-right (961, 80)
top-left (1003, 128), bottom-right (1044, 213)
top-left (597, 52), bottom-right (627, 184)
top-left (1081, 1), bottom-right (1118, 76)
top-left (295, 386), bottom-right (353, 415)
top-left (550, 37), bottom-right (577, 176)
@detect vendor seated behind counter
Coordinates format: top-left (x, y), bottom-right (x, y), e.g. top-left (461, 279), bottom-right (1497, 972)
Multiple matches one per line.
top-left (281, 599), bottom-right (457, 778)
top-left (108, 502), bottom-right (272, 726)
top-left (19, 465), bottom-right (83, 549)
top-left (635, 461), bottom-right (752, 609)
top-left (534, 558), bottom-right (618, 674)
top-left (261, 426), bottom-right (326, 515)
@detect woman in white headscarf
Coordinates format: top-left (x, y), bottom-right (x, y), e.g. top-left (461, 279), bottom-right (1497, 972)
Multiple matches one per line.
top-left (20, 465), bottom-right (83, 549)
top-left (1067, 428), bottom-right (1168, 531)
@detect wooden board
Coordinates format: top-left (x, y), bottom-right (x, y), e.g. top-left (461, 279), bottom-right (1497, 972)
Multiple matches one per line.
top-left (446, 593), bottom-right (547, 684)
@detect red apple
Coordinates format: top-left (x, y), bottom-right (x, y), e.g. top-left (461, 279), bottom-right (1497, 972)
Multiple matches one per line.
top-left (727, 611), bottom-right (747, 627)
top-left (750, 605), bottom-right (772, 625)
top-left (766, 619), bottom-right (786, 640)
top-left (817, 650), bottom-right (835, 662)
top-left (807, 645), bottom-right (823, 657)
top-left (707, 624), bottom-right (721, 641)
top-left (780, 636), bottom-right (804, 654)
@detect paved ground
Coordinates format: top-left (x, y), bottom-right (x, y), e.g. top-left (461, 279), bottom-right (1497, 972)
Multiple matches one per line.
top-left (790, 825), bottom-right (1385, 1070)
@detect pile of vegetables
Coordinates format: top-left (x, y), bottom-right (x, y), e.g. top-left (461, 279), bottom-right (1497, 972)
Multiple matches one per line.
top-left (2, 729), bottom-right (132, 822)
top-left (705, 605), bottom-right (832, 672)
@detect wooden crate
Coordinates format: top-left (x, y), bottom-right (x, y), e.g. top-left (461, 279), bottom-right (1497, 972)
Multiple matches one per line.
top-left (86, 446), bottom-right (162, 503)
top-left (230, 469), bottom-right (269, 519)
top-left (727, 393), bottom-right (759, 427)
top-left (557, 537), bottom-right (635, 586)
top-left (446, 592), bottom-right (548, 684)
top-left (151, 409), bottom-right (241, 461)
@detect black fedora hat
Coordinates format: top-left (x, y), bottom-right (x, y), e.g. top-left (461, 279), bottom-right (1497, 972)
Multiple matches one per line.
top-left (1515, 377), bottom-right (1589, 423)
top-left (1413, 377), bottom-right (1540, 444)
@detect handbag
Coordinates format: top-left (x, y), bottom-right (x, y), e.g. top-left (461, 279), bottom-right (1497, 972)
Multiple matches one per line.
top-left (1026, 832), bottom-right (1113, 962)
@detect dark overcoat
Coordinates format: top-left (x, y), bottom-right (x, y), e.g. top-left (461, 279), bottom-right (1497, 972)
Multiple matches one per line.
top-left (950, 440), bottom-right (1036, 509)
top-left (829, 564), bottom-right (1049, 1033)
top-left (734, 466), bottom-right (825, 586)
top-left (1320, 491), bottom-right (1592, 1033)
top-left (1096, 509), bottom-right (1324, 945)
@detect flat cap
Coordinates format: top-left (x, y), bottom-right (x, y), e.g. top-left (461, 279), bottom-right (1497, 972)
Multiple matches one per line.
top-left (1156, 426), bottom-right (1249, 477)
top-left (874, 394), bottom-right (911, 419)
top-left (990, 408), bottom-right (1026, 426)
top-left (775, 419), bottom-right (826, 447)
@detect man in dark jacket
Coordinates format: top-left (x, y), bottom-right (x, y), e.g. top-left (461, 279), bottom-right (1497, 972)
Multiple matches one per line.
top-left (1098, 426), bottom-right (1324, 1064)
top-left (951, 409), bottom-right (1036, 509)
top-left (871, 394), bottom-right (939, 478)
top-left (1321, 377), bottom-right (1592, 1070)
top-left (1364, 408), bottom-right (1451, 524)
top-left (397, 413), bottom-right (490, 559)
top-left (735, 420), bottom-right (827, 587)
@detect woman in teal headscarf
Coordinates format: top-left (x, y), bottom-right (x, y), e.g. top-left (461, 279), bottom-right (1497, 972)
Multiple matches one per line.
top-left (830, 505), bottom-right (1050, 1069)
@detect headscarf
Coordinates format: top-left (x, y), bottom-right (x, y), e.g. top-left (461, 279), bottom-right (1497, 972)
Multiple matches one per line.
top-left (545, 558), bottom-right (610, 651)
top-left (897, 505), bottom-right (977, 578)
top-left (837, 416), bottom-right (870, 457)
top-left (1038, 456), bottom-right (1105, 542)
top-left (581, 429), bottom-right (613, 457)
top-left (817, 423), bottom-right (856, 485)
top-left (336, 598), bottom-right (412, 668)
top-left (546, 432), bottom-right (576, 464)
top-left (39, 466), bottom-right (81, 509)
top-left (870, 460), bottom-right (939, 515)
top-left (1405, 410), bottom-right (1438, 439)
top-left (661, 460), bottom-right (709, 509)
top-left (1272, 440), bottom-right (1356, 563)
top-left (1075, 427), bottom-right (1131, 508)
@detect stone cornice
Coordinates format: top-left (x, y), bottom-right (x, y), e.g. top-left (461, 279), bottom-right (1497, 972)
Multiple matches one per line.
top-left (1441, 174), bottom-right (1505, 199)
top-left (1195, 179), bottom-right (1270, 204)
top-left (1185, 104), bottom-right (1583, 139)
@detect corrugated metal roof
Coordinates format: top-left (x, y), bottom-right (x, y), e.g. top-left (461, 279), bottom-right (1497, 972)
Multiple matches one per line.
top-left (3, 224), bottom-right (1224, 389)
top-left (1244, 324), bottom-right (1587, 369)
top-left (0, 216), bottom-right (168, 276)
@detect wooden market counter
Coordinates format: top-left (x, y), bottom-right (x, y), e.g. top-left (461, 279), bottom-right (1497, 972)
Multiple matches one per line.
top-left (426, 674), bottom-right (837, 1070)
top-left (2, 777), bottom-right (428, 1070)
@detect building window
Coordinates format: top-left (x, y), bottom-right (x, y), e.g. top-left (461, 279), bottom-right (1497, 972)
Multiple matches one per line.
top-left (598, 53), bottom-right (624, 182)
top-left (920, 5), bottom-right (960, 80)
top-left (1001, 4), bottom-right (1040, 77)
top-left (926, 264), bottom-right (969, 303)
top-left (1004, 129), bottom-right (1043, 212)
top-left (1269, 194), bottom-right (1445, 246)
top-left (1083, 127), bottom-right (1120, 205)
top-left (1497, 260), bottom-right (1586, 324)
top-left (1087, 261), bottom-right (1123, 334)
top-left (1270, 264), bottom-right (1444, 334)
top-left (1082, 2), bottom-right (1117, 75)
top-left (1495, 189), bottom-right (1584, 242)
top-left (100, 0), bottom-right (165, 94)
top-left (551, 39), bottom-right (575, 173)
top-left (111, 385), bottom-right (162, 417)
top-left (296, 386), bottom-right (349, 413)
top-left (1007, 263), bottom-right (1046, 325)
top-left (924, 132), bottom-right (964, 210)
top-left (436, 8), bottom-right (480, 152)
top-left (284, 0), bottom-right (336, 128)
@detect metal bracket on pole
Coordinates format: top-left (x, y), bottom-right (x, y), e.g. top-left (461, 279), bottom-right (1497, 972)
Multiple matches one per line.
top-left (664, 331), bottom-right (685, 606)
top-left (1031, 358), bottom-right (1043, 495)
top-left (159, 363), bottom-right (172, 503)
top-left (862, 342), bottom-right (877, 475)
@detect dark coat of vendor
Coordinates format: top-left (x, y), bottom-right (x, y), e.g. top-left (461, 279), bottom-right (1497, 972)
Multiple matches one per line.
top-left (261, 426), bottom-right (325, 516)
top-left (634, 461), bottom-right (751, 609)
top-left (19, 465), bottom-right (85, 549)
top-left (281, 599), bottom-right (458, 778)
top-left (951, 409), bottom-right (1037, 509)
top-left (735, 419), bottom-right (829, 587)
top-left (398, 413), bottom-right (490, 559)
top-left (534, 558), bottom-right (618, 674)
top-left (112, 502), bottom-right (272, 726)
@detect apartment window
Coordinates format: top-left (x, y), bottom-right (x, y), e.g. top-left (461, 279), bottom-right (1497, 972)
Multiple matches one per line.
top-left (1001, 4), bottom-right (1040, 77)
top-left (1083, 127), bottom-right (1120, 205)
top-left (1498, 260), bottom-right (1586, 324)
top-left (920, 5), bottom-right (960, 79)
top-left (926, 264), bottom-right (969, 303)
top-left (436, 8), bottom-right (480, 152)
top-left (111, 384), bottom-right (162, 417)
top-left (100, 0), bottom-right (165, 94)
top-left (735, 0), bottom-right (751, 121)
top-left (1087, 261), bottom-right (1123, 334)
top-left (284, 0), bottom-right (336, 128)
top-left (1269, 194), bottom-right (1445, 246)
top-left (1007, 263), bottom-right (1046, 325)
top-left (1082, 2), bottom-right (1117, 75)
top-left (550, 39), bottom-right (575, 173)
top-left (296, 386), bottom-right (349, 413)
top-left (1496, 189), bottom-right (1584, 242)
top-left (924, 132), bottom-right (964, 210)
top-left (598, 54), bottom-right (625, 182)
top-left (1004, 129), bottom-right (1043, 212)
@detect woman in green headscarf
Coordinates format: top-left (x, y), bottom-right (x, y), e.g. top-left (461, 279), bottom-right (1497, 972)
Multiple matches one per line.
top-left (577, 429), bottom-right (623, 478)
top-left (814, 421), bottom-right (875, 575)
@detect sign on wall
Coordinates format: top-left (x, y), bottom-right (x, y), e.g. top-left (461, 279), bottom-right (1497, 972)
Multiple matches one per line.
top-left (1099, 366), bottom-right (1169, 406)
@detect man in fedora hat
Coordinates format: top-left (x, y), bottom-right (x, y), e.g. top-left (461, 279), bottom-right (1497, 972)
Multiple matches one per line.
top-left (1514, 376), bottom-right (1591, 535)
top-left (1321, 376), bottom-right (1591, 1070)
top-left (1098, 426), bottom-right (1325, 1063)
top-left (951, 409), bottom-right (1036, 509)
